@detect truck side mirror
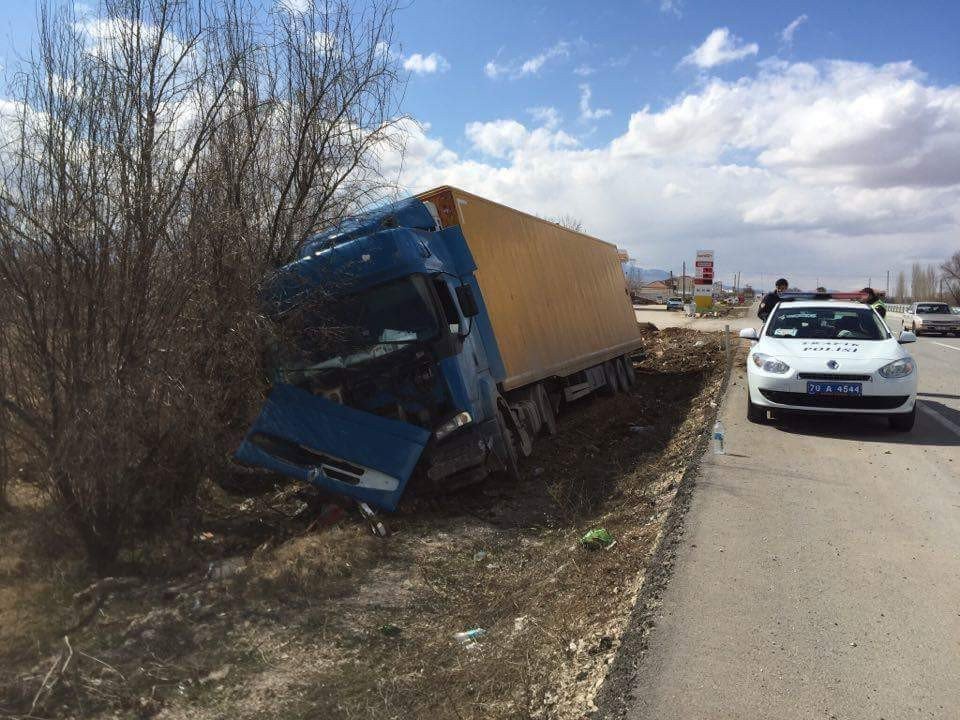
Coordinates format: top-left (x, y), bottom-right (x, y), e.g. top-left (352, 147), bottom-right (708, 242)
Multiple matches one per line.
top-left (456, 284), bottom-right (480, 318)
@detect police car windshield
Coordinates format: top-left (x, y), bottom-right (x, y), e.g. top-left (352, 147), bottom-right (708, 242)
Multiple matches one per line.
top-left (766, 306), bottom-right (890, 341)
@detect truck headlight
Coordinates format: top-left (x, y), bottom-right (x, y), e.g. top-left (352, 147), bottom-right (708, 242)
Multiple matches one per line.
top-left (878, 358), bottom-right (915, 379)
top-left (434, 411), bottom-right (472, 440)
top-left (751, 353), bottom-right (790, 374)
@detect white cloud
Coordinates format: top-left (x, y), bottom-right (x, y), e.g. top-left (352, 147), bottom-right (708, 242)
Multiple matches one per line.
top-left (574, 65), bottom-right (595, 77)
top-left (484, 59), bottom-right (506, 79)
top-left (314, 32), bottom-right (340, 55)
top-left (660, 0), bottom-right (683, 17)
top-left (521, 41), bottom-right (571, 74)
top-left (485, 40), bottom-right (574, 80)
top-left (278, 0), bottom-right (309, 13)
top-left (578, 84), bottom-right (611, 122)
top-left (390, 59), bottom-right (960, 291)
top-left (682, 27), bottom-right (759, 69)
top-left (465, 119), bottom-right (528, 158)
top-left (465, 118), bottom-right (577, 159)
top-left (781, 15), bottom-right (808, 46)
top-left (527, 106), bottom-right (562, 129)
top-left (403, 52), bottom-right (450, 75)
top-left (662, 182), bottom-right (690, 198)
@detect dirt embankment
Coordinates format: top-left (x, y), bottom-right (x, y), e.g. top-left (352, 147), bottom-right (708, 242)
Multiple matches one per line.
top-left (0, 327), bottom-right (726, 720)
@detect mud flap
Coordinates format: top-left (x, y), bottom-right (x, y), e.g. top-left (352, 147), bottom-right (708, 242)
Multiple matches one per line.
top-left (234, 384), bottom-right (430, 511)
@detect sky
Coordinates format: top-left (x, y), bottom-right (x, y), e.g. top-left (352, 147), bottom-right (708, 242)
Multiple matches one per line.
top-left (2, 0), bottom-right (959, 292)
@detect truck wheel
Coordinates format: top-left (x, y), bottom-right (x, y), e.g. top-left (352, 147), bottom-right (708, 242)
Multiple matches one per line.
top-left (888, 406), bottom-right (916, 432)
top-left (534, 383), bottom-right (557, 436)
top-left (621, 354), bottom-right (637, 388)
top-left (616, 356), bottom-right (631, 391)
top-left (747, 389), bottom-right (765, 424)
top-left (496, 407), bottom-right (521, 480)
top-left (602, 361), bottom-right (620, 395)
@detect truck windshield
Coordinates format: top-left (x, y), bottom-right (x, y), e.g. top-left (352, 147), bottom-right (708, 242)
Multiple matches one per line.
top-left (766, 306), bottom-right (889, 340)
top-left (916, 303), bottom-right (949, 314)
top-left (272, 276), bottom-right (439, 381)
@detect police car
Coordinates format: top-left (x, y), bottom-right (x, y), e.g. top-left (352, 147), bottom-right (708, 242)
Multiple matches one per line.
top-left (739, 293), bottom-right (918, 431)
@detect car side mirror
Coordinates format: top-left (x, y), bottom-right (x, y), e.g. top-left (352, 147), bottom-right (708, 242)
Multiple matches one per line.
top-left (456, 284), bottom-right (480, 318)
top-left (739, 328), bottom-right (759, 341)
top-left (898, 330), bottom-right (917, 344)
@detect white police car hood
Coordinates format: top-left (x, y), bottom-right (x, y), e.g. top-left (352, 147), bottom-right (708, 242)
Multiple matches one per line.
top-left (758, 337), bottom-right (905, 363)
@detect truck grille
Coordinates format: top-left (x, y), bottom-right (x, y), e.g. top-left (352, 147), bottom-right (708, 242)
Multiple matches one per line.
top-left (797, 373), bottom-right (872, 381)
top-left (250, 433), bottom-right (365, 484)
top-left (759, 390), bottom-right (908, 410)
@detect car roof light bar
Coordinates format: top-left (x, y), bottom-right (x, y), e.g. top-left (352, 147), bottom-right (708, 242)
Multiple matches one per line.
top-left (777, 291), bottom-right (869, 302)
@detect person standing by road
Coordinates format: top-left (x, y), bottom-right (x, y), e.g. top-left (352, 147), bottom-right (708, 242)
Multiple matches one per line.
top-left (758, 278), bottom-right (788, 321)
top-left (862, 287), bottom-right (887, 318)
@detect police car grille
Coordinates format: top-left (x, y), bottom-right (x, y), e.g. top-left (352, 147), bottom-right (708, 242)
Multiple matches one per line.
top-left (759, 390), bottom-right (908, 410)
top-left (797, 373), bottom-right (872, 381)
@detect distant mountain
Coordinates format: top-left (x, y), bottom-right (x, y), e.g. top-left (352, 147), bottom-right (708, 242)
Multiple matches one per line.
top-left (622, 262), bottom-right (670, 284)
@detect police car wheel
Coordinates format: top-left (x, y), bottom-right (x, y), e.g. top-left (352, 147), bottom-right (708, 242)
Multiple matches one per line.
top-left (747, 390), bottom-right (765, 424)
top-left (888, 406), bottom-right (916, 432)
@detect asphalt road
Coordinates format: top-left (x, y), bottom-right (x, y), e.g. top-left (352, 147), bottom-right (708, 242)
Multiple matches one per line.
top-left (624, 311), bottom-right (960, 719)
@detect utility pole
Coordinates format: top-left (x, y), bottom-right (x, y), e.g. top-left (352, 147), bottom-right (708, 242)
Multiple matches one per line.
top-left (886, 270), bottom-right (890, 298)
top-left (682, 260), bottom-right (686, 302)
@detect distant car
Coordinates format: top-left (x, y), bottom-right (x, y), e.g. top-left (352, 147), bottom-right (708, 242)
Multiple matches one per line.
top-left (741, 299), bottom-right (918, 431)
top-left (666, 297), bottom-right (684, 311)
top-left (902, 301), bottom-right (960, 336)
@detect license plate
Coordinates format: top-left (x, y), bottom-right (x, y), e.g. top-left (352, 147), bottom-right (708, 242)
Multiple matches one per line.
top-left (806, 381), bottom-right (862, 396)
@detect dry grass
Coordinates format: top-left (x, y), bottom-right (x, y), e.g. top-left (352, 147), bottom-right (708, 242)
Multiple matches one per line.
top-left (244, 527), bottom-right (381, 598)
top-left (0, 329), bottom-right (726, 720)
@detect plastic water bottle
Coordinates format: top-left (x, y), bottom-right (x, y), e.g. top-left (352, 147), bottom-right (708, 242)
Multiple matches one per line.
top-left (712, 420), bottom-right (726, 455)
top-left (454, 628), bottom-right (486, 644)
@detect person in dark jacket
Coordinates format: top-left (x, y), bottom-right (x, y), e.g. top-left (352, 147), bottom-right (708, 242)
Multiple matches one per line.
top-left (862, 287), bottom-right (886, 318)
top-left (758, 278), bottom-right (788, 321)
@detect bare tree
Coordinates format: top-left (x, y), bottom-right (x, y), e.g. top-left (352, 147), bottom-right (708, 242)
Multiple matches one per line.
top-left (910, 262), bottom-right (939, 301)
top-left (549, 214), bottom-right (584, 232)
top-left (894, 270), bottom-right (908, 303)
top-left (0, 0), bottom-right (403, 567)
top-left (941, 251), bottom-right (960, 305)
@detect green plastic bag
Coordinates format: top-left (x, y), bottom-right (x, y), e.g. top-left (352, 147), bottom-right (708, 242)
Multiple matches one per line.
top-left (580, 528), bottom-right (614, 550)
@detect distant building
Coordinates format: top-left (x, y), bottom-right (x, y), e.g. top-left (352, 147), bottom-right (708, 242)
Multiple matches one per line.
top-left (635, 280), bottom-right (673, 302)
top-left (666, 275), bottom-right (695, 297)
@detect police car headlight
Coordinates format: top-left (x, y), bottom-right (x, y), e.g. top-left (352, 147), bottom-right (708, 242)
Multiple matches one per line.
top-left (434, 411), bottom-right (472, 440)
top-left (878, 358), bottom-right (914, 379)
top-left (752, 353), bottom-right (790, 374)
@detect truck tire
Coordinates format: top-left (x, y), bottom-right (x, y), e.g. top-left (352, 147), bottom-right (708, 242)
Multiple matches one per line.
top-left (615, 356), bottom-right (630, 391)
top-left (747, 389), bottom-right (765, 424)
top-left (602, 361), bottom-right (620, 395)
top-left (621, 354), bottom-right (637, 387)
top-left (496, 407), bottom-right (521, 480)
top-left (534, 383), bottom-right (557, 436)
top-left (888, 405), bottom-right (916, 432)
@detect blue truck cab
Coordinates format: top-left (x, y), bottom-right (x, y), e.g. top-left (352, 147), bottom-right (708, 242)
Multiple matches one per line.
top-left (235, 197), bottom-right (514, 511)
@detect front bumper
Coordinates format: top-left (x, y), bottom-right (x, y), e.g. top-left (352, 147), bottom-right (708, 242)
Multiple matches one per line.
top-left (747, 370), bottom-right (916, 414)
top-left (914, 322), bottom-right (960, 334)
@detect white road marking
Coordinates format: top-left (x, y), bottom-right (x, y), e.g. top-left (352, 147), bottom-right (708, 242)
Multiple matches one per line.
top-left (932, 342), bottom-right (960, 352)
top-left (919, 402), bottom-right (960, 437)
